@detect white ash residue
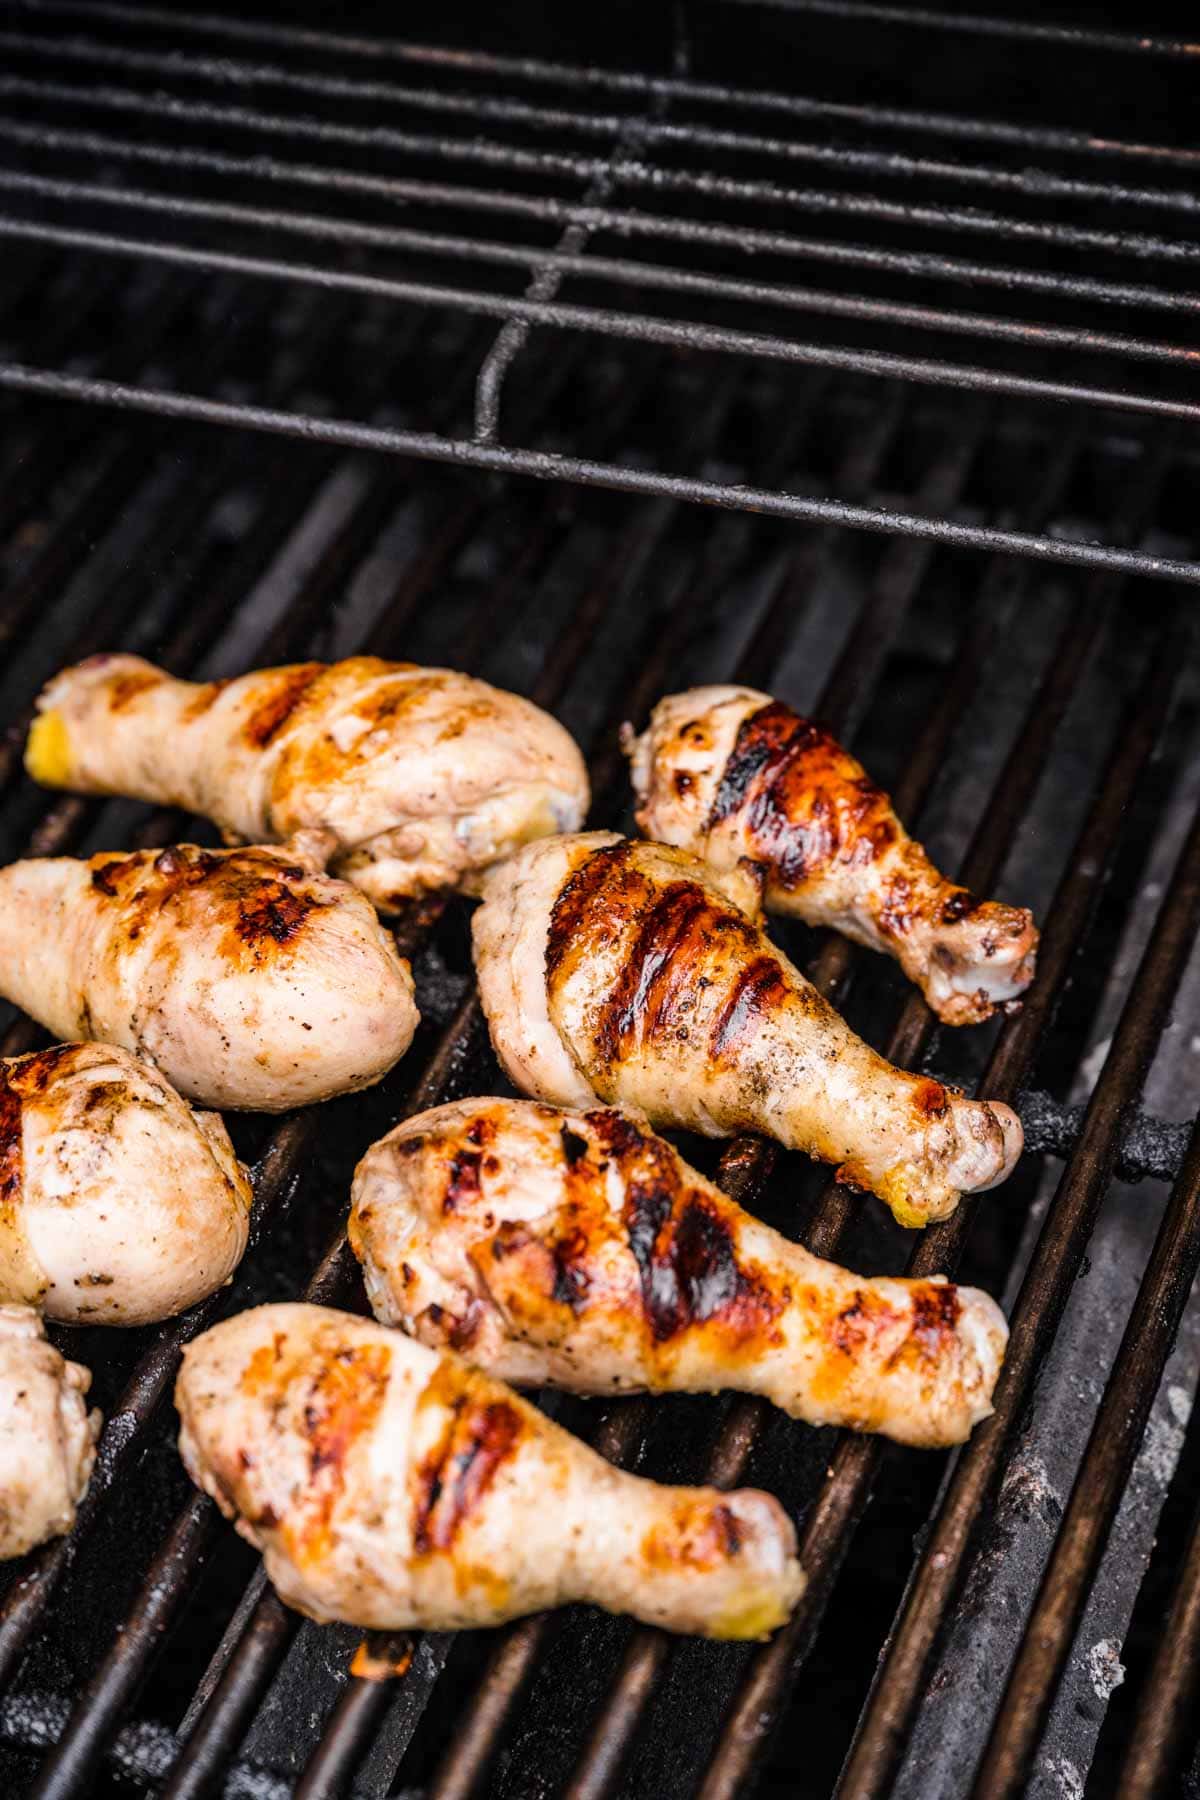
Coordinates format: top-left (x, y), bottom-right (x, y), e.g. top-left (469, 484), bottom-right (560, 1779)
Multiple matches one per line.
top-left (1085, 1637), bottom-right (1126, 1701)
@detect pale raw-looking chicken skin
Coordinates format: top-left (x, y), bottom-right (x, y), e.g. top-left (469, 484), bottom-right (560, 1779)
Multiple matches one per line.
top-left (0, 1305), bottom-right (99, 1558)
top-left (27, 654), bottom-right (590, 911)
top-left (626, 686), bottom-right (1038, 1026)
top-left (177, 1303), bottom-right (803, 1639)
top-left (350, 1099), bottom-right (1009, 1447)
top-left (0, 1043), bottom-right (252, 1325)
top-left (472, 835), bottom-right (1023, 1228)
top-left (0, 839), bottom-right (418, 1112)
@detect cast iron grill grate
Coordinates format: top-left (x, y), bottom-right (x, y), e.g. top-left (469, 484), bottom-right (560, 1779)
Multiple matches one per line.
top-left (0, 4), bottom-right (1199, 1799)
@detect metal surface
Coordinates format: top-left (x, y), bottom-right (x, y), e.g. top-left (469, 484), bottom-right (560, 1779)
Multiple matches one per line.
top-left (1, 5), bottom-right (1200, 1799)
top-left (0, 1), bottom-right (1197, 575)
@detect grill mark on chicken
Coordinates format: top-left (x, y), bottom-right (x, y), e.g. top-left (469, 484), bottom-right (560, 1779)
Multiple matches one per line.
top-left (231, 881), bottom-right (321, 950)
top-left (241, 664), bottom-right (324, 749)
top-left (181, 679), bottom-right (231, 721)
top-left (545, 841), bottom-right (636, 985)
top-left (642, 1497), bottom-right (745, 1571)
top-left (444, 1149), bottom-right (483, 1215)
top-left (105, 669), bottom-right (163, 712)
top-left (910, 1283), bottom-right (963, 1358)
top-left (579, 1108), bottom-right (780, 1345)
top-left (293, 1341), bottom-right (391, 1568)
top-left (912, 1079), bottom-right (950, 1120)
top-left (0, 1047), bottom-right (74, 1214)
top-left (90, 845), bottom-right (326, 958)
top-left (828, 1290), bottom-right (906, 1359)
top-left (707, 701), bottom-right (898, 889)
top-left (412, 1367), bottom-right (522, 1555)
top-left (709, 955), bottom-right (790, 1060)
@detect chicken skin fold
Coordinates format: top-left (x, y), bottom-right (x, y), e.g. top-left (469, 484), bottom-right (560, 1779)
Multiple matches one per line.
top-left (626, 686), bottom-right (1038, 1026)
top-left (0, 839), bottom-right (418, 1112)
top-left (0, 1305), bottom-right (99, 1559)
top-left (351, 1099), bottom-right (1008, 1447)
top-left (0, 1043), bottom-right (251, 1325)
top-left (177, 1303), bottom-right (803, 1639)
top-left (27, 654), bottom-right (590, 911)
top-left (472, 835), bottom-right (1023, 1227)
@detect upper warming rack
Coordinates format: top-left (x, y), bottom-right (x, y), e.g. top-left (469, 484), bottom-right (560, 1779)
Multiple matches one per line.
top-left (0, 0), bottom-right (1198, 579)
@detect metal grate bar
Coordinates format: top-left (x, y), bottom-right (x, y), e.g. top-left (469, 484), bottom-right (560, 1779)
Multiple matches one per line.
top-left (0, 363), bottom-right (1191, 585)
top-left (721, 0), bottom-right (1200, 58)
top-left (6, 168), bottom-right (1199, 375)
top-left (7, 118), bottom-right (1198, 321)
top-left (7, 215), bottom-right (1194, 431)
top-left (4, 27), bottom-right (1199, 223)
top-left (970, 1109), bottom-right (1200, 1792)
top-left (822, 618), bottom-right (1196, 1800)
top-left (6, 72), bottom-right (1199, 269)
top-left (13, 0), bottom-right (1196, 165)
top-left (1115, 1499), bottom-right (1200, 1795)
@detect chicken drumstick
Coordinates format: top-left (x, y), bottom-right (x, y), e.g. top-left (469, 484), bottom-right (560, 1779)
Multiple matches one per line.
top-left (0, 839), bottom-right (418, 1111)
top-left (626, 686), bottom-right (1038, 1025)
top-left (27, 654), bottom-right (589, 911)
top-left (177, 1303), bottom-right (803, 1638)
top-left (472, 834), bottom-right (1022, 1227)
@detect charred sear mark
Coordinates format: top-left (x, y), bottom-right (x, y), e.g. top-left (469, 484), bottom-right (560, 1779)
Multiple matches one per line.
top-left (939, 888), bottom-right (980, 926)
top-left (598, 882), bottom-right (759, 1065)
top-left (912, 1079), bottom-right (950, 1120)
top-left (710, 955), bottom-right (789, 1060)
top-left (443, 1147), bottom-right (483, 1215)
top-left (545, 842), bottom-right (637, 984)
top-left (106, 669), bottom-right (162, 712)
top-left (94, 844), bottom-right (327, 956)
top-left (606, 1117), bottom-right (778, 1344)
top-left (560, 1125), bottom-right (589, 1166)
top-left (829, 1290), bottom-right (904, 1358)
top-left (241, 664), bottom-right (325, 749)
top-left (0, 1069), bottom-right (22, 1209)
top-left (643, 1497), bottom-right (746, 1571)
top-left (412, 1374), bottom-right (522, 1556)
top-left (232, 880), bottom-right (321, 950)
top-left (0, 1046), bottom-right (77, 1206)
top-left (181, 679), bottom-right (231, 721)
top-left (909, 1284), bottom-right (962, 1358)
top-left (293, 1341), bottom-right (390, 1566)
top-left (550, 1226), bottom-right (592, 1312)
top-left (707, 700), bottom-right (897, 890)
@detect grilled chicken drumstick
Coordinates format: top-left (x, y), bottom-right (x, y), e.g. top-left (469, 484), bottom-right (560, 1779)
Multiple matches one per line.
top-left (626, 686), bottom-right (1038, 1025)
top-left (472, 834), bottom-right (1022, 1227)
top-left (0, 839), bottom-right (417, 1111)
top-left (350, 1099), bottom-right (1007, 1447)
top-left (0, 1044), bottom-right (251, 1325)
top-left (0, 1306), bottom-right (98, 1558)
top-left (27, 654), bottom-right (589, 911)
top-left (177, 1303), bottom-right (803, 1638)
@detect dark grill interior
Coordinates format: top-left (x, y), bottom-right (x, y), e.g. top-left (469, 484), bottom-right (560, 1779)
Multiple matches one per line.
top-left (0, 3), bottom-right (1199, 1797)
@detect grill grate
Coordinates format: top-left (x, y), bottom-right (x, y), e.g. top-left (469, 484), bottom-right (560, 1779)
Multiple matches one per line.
top-left (0, 4), bottom-right (1199, 1799)
top-left (0, 0), bottom-right (1199, 577)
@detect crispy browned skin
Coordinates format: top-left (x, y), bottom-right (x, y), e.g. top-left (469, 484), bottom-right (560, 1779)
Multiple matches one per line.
top-left (27, 654), bottom-right (589, 910)
top-left (177, 1304), bottom-right (803, 1637)
top-left (0, 841), bottom-right (418, 1111)
top-left (472, 834), bottom-right (1023, 1227)
top-left (351, 1098), bottom-right (1008, 1447)
top-left (626, 687), bottom-right (1038, 1025)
